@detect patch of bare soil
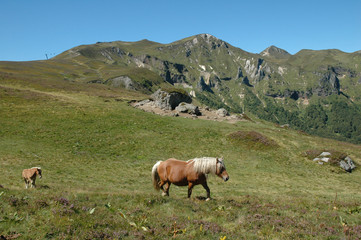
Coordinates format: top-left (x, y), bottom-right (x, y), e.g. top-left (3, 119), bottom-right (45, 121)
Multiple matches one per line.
top-left (131, 100), bottom-right (250, 124)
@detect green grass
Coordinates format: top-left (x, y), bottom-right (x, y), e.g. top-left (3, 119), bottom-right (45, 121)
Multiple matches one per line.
top-left (1, 79), bottom-right (361, 239)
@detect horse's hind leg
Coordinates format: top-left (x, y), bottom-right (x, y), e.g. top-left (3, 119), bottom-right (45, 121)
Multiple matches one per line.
top-left (202, 182), bottom-right (211, 200)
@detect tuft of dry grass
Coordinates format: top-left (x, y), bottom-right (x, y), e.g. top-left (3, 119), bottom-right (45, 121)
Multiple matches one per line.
top-left (227, 130), bottom-right (279, 149)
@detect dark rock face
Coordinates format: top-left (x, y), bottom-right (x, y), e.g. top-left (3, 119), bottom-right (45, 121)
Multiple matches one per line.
top-left (162, 61), bottom-right (188, 84)
top-left (284, 90), bottom-right (300, 100)
top-left (151, 89), bottom-right (192, 110)
top-left (197, 77), bottom-right (214, 93)
top-left (242, 76), bottom-right (253, 87)
top-left (313, 71), bottom-right (340, 96)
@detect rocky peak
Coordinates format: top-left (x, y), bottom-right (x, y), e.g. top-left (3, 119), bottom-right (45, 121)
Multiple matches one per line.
top-left (198, 33), bottom-right (219, 41)
top-left (260, 45), bottom-right (291, 59)
top-left (192, 33), bottom-right (229, 49)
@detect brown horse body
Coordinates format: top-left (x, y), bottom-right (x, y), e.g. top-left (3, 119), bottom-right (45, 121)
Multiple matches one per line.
top-left (22, 167), bottom-right (42, 189)
top-left (152, 157), bottom-right (229, 199)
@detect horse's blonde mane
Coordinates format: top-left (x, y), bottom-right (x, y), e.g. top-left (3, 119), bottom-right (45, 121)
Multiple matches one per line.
top-left (191, 157), bottom-right (218, 174)
top-left (31, 167), bottom-right (41, 169)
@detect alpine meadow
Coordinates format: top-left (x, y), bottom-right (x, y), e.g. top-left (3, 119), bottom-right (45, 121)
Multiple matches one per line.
top-left (0, 34), bottom-right (361, 239)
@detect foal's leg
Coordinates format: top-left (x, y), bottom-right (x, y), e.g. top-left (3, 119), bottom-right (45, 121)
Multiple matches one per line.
top-left (202, 182), bottom-right (211, 200)
top-left (24, 179), bottom-right (28, 189)
top-left (31, 179), bottom-right (36, 188)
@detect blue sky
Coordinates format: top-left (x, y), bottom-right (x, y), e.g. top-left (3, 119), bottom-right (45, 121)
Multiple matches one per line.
top-left (1, 0), bottom-right (360, 61)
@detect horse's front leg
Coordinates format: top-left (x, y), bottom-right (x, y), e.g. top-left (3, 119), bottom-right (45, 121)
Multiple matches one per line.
top-left (159, 181), bottom-right (170, 196)
top-left (202, 182), bottom-right (211, 201)
top-left (164, 182), bottom-right (171, 196)
top-left (188, 182), bottom-right (194, 198)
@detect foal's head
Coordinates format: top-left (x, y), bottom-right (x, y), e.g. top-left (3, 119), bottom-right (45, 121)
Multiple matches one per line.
top-left (216, 158), bottom-right (229, 182)
top-left (33, 167), bottom-right (42, 179)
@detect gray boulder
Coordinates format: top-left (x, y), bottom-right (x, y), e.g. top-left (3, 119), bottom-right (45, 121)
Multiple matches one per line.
top-left (340, 156), bottom-right (356, 173)
top-left (320, 152), bottom-right (331, 157)
top-left (216, 108), bottom-right (229, 117)
top-left (151, 89), bottom-right (192, 110)
top-left (175, 102), bottom-right (201, 116)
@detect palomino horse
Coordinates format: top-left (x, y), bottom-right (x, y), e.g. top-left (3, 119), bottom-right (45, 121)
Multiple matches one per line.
top-left (152, 157), bottom-right (229, 200)
top-left (22, 167), bottom-right (42, 189)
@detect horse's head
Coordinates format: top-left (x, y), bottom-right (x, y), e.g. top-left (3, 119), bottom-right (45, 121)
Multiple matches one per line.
top-left (36, 168), bottom-right (42, 179)
top-left (216, 158), bottom-right (229, 182)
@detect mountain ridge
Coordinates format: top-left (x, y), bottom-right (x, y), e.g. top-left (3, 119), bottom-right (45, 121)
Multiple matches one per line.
top-left (2, 33), bottom-right (361, 143)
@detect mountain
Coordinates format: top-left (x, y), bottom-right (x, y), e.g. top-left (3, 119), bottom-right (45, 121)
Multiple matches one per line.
top-left (260, 45), bottom-right (291, 59)
top-left (1, 33), bottom-right (361, 143)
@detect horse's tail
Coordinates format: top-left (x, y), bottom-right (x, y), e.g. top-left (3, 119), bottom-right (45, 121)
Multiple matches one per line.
top-left (152, 161), bottom-right (162, 191)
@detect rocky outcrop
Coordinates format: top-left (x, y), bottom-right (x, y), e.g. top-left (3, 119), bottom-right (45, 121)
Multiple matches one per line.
top-left (311, 151), bottom-right (356, 173)
top-left (151, 89), bottom-right (192, 110)
top-left (313, 70), bottom-right (340, 96)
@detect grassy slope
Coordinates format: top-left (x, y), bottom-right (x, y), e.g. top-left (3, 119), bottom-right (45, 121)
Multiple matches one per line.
top-left (1, 78), bottom-right (361, 239)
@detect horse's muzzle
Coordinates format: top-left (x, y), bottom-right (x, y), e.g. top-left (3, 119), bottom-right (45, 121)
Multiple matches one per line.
top-left (223, 176), bottom-right (229, 182)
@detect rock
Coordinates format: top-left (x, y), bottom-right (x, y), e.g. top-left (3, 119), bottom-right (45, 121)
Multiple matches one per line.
top-left (313, 70), bottom-right (340, 96)
top-left (216, 108), bottom-right (229, 117)
top-left (341, 156), bottom-right (356, 172)
top-left (320, 152), bottom-right (331, 157)
top-left (311, 152), bottom-right (356, 173)
top-left (175, 102), bottom-right (201, 116)
top-left (340, 160), bottom-right (351, 172)
top-left (320, 158), bottom-right (329, 162)
top-left (151, 89), bottom-right (192, 110)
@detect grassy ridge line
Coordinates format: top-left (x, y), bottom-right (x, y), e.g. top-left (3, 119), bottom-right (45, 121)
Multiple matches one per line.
top-left (1, 82), bottom-right (361, 238)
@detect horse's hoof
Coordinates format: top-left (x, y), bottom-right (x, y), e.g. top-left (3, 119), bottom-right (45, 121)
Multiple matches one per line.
top-left (162, 192), bottom-right (167, 196)
top-left (206, 198), bottom-right (211, 201)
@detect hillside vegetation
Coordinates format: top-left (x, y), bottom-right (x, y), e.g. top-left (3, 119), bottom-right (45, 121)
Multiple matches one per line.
top-left (1, 75), bottom-right (361, 239)
top-left (2, 34), bottom-right (361, 143)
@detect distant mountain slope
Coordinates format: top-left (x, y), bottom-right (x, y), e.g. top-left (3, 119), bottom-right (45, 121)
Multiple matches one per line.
top-left (2, 33), bottom-right (361, 143)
